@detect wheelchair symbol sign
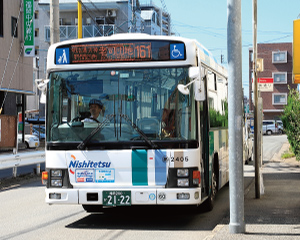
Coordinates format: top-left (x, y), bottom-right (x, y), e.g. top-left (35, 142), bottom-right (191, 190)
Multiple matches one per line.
top-left (170, 43), bottom-right (185, 60)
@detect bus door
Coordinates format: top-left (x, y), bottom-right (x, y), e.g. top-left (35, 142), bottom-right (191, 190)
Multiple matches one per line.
top-left (199, 75), bottom-right (210, 198)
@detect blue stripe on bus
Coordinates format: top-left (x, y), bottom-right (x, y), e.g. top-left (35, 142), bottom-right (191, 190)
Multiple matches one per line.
top-left (132, 149), bottom-right (148, 186)
top-left (155, 150), bottom-right (167, 185)
top-left (203, 49), bottom-right (210, 57)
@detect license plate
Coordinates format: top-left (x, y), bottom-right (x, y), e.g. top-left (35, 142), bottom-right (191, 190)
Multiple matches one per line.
top-left (103, 191), bottom-right (131, 206)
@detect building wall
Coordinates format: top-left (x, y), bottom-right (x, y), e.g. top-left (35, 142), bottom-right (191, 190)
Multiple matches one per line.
top-left (248, 42), bottom-right (297, 120)
top-left (0, 0), bottom-right (34, 115)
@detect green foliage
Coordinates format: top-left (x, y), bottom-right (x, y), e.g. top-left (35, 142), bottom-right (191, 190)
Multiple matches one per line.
top-left (281, 150), bottom-right (295, 159)
top-left (209, 99), bottom-right (228, 128)
top-left (281, 87), bottom-right (300, 161)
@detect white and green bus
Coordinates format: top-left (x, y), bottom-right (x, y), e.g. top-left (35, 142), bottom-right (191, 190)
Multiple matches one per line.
top-left (41, 33), bottom-right (229, 212)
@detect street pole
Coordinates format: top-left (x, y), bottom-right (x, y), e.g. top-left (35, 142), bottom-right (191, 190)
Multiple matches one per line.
top-left (227, 0), bottom-right (245, 234)
top-left (253, 0), bottom-right (260, 199)
top-left (50, 0), bottom-right (60, 45)
top-left (78, 0), bottom-right (82, 39)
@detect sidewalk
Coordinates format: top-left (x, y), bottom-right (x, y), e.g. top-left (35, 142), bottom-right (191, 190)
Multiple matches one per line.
top-left (211, 142), bottom-right (300, 239)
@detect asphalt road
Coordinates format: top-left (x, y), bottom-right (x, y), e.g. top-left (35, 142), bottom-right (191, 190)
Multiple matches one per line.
top-left (0, 180), bottom-right (231, 240)
top-left (0, 135), bottom-right (288, 240)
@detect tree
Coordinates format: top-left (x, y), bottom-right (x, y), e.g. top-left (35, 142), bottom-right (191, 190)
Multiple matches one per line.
top-left (281, 87), bottom-right (300, 161)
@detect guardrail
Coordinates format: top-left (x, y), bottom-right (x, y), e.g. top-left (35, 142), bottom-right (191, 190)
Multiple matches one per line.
top-left (0, 151), bottom-right (45, 177)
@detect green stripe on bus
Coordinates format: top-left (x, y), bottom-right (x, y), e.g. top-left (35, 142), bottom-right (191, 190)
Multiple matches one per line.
top-left (209, 131), bottom-right (214, 156)
top-left (132, 149), bottom-right (148, 186)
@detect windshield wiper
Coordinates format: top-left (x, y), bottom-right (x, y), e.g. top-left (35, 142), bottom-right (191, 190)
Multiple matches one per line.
top-left (77, 114), bottom-right (115, 150)
top-left (120, 113), bottom-right (158, 149)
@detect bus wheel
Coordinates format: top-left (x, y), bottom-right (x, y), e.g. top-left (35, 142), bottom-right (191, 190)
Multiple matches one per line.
top-left (203, 165), bottom-right (218, 211)
top-left (82, 205), bottom-right (103, 213)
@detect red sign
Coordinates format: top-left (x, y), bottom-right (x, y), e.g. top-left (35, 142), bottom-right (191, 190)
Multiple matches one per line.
top-left (258, 78), bottom-right (273, 84)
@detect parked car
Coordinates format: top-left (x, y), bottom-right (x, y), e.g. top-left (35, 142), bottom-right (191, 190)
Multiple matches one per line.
top-left (276, 120), bottom-right (285, 134)
top-left (262, 120), bottom-right (283, 135)
top-left (18, 134), bottom-right (40, 148)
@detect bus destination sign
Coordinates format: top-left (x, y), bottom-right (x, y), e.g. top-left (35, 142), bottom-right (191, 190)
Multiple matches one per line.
top-left (55, 41), bottom-right (185, 64)
top-left (71, 42), bottom-right (152, 63)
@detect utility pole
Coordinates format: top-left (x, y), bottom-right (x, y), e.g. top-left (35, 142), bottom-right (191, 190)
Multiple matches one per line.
top-left (50, 0), bottom-right (60, 45)
top-left (253, 0), bottom-right (261, 199)
top-left (227, 0), bottom-right (245, 234)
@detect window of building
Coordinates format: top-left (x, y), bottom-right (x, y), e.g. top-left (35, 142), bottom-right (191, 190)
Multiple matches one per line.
top-left (59, 18), bottom-right (71, 25)
top-left (0, 0), bottom-right (3, 37)
top-left (272, 93), bottom-right (287, 105)
top-left (45, 26), bottom-right (50, 42)
top-left (35, 28), bottom-right (39, 37)
top-left (95, 17), bottom-right (105, 25)
top-left (44, 57), bottom-right (47, 74)
top-left (214, 73), bottom-right (217, 91)
top-left (11, 17), bottom-right (18, 38)
top-left (208, 97), bottom-right (214, 109)
top-left (272, 72), bottom-right (287, 84)
top-left (272, 51), bottom-right (287, 63)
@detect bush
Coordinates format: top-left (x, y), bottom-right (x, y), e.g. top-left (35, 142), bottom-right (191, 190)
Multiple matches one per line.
top-left (281, 87), bottom-right (300, 161)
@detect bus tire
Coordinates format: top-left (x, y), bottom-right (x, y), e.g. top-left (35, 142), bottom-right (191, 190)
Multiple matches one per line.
top-left (203, 163), bottom-right (218, 211)
top-left (82, 205), bottom-right (103, 213)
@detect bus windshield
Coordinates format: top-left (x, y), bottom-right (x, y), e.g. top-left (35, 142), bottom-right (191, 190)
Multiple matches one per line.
top-left (47, 67), bottom-right (197, 147)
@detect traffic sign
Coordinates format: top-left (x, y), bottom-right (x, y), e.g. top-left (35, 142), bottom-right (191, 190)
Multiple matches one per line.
top-left (258, 78), bottom-right (273, 92)
top-left (252, 78), bottom-right (274, 92)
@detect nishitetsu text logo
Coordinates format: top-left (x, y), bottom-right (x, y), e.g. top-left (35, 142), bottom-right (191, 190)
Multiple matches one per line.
top-left (69, 154), bottom-right (111, 175)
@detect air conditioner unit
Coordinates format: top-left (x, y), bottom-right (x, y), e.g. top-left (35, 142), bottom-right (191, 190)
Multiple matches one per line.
top-left (106, 10), bottom-right (116, 17)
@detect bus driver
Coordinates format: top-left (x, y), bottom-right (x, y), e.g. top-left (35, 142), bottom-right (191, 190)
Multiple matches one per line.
top-left (84, 99), bottom-right (103, 122)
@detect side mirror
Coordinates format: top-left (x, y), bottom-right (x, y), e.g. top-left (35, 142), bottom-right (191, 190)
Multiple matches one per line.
top-left (177, 67), bottom-right (206, 101)
top-left (35, 79), bottom-right (49, 104)
top-left (189, 66), bottom-right (200, 79)
top-left (177, 67), bottom-right (200, 95)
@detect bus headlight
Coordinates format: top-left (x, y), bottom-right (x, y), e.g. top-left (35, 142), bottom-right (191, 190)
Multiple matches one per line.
top-left (51, 179), bottom-right (62, 187)
top-left (51, 170), bottom-right (62, 177)
top-left (177, 169), bottom-right (189, 177)
top-left (177, 178), bottom-right (189, 187)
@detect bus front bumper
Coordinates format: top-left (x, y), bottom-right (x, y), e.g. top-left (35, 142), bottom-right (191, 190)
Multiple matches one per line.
top-left (45, 188), bottom-right (202, 205)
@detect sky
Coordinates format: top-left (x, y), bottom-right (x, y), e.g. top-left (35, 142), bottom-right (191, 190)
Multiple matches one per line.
top-left (150, 0), bottom-right (300, 98)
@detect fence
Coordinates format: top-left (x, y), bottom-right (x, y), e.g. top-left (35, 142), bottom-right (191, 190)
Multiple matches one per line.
top-left (0, 151), bottom-right (45, 177)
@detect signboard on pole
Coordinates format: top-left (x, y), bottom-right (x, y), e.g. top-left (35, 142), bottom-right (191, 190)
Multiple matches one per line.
top-left (258, 78), bottom-right (273, 92)
top-left (24, 0), bottom-right (34, 57)
top-left (252, 78), bottom-right (274, 92)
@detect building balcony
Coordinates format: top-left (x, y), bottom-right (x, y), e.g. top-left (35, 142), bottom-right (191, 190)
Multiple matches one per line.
top-left (44, 24), bottom-right (115, 42)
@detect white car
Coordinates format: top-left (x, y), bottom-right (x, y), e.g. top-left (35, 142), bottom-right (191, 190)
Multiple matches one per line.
top-left (18, 134), bottom-right (40, 148)
top-left (262, 120), bottom-right (283, 135)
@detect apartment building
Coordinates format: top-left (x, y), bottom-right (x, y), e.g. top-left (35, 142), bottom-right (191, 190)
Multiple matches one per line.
top-left (249, 42), bottom-right (297, 120)
top-left (140, 0), bottom-right (171, 36)
top-left (0, 0), bottom-right (34, 116)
